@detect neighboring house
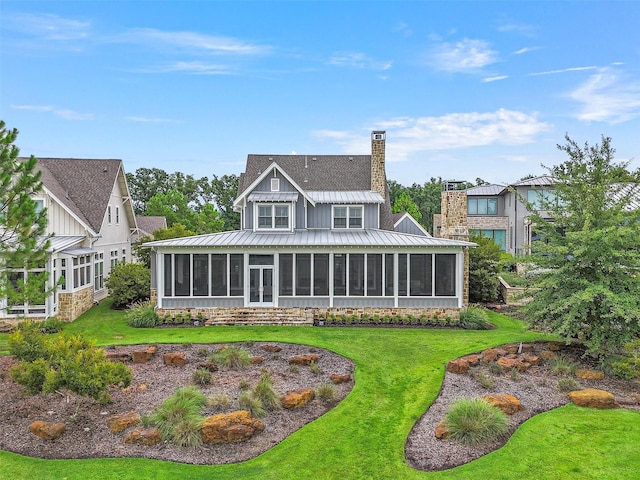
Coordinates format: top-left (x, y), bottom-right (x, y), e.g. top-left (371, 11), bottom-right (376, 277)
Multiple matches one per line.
top-left (144, 132), bottom-right (475, 324)
top-left (0, 158), bottom-right (137, 325)
top-left (132, 216), bottom-right (168, 242)
top-left (434, 176), bottom-right (556, 255)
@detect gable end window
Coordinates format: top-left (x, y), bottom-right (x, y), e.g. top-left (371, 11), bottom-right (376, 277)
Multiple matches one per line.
top-left (271, 178), bottom-right (280, 192)
top-left (257, 203), bottom-right (290, 230)
top-left (107, 205), bottom-right (112, 224)
top-left (333, 205), bottom-right (363, 229)
top-left (115, 206), bottom-right (120, 224)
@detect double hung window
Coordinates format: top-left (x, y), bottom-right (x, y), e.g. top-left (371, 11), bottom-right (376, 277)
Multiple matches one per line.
top-left (257, 204), bottom-right (290, 230)
top-left (333, 205), bottom-right (363, 229)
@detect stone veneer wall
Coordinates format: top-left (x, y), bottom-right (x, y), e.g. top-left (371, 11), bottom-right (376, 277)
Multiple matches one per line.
top-left (439, 191), bottom-right (469, 241)
top-left (155, 306), bottom-right (461, 326)
top-left (57, 286), bottom-right (94, 322)
top-left (371, 134), bottom-right (386, 197)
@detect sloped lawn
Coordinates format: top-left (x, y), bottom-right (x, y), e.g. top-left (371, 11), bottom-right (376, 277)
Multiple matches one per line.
top-left (1, 301), bottom-right (639, 480)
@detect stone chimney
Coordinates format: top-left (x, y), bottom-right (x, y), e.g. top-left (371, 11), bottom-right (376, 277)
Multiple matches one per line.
top-left (439, 190), bottom-right (469, 241)
top-left (371, 131), bottom-right (386, 196)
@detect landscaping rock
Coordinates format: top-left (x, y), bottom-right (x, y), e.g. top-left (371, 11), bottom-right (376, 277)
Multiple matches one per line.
top-left (29, 421), bottom-right (66, 440)
top-left (261, 345), bottom-right (282, 353)
top-left (330, 374), bottom-right (352, 384)
top-left (123, 427), bottom-right (162, 446)
top-left (446, 358), bottom-right (470, 374)
top-left (576, 369), bottom-right (605, 380)
top-left (106, 411), bottom-right (140, 433)
top-left (464, 354), bottom-right (481, 366)
top-left (288, 354), bottom-right (320, 366)
top-left (281, 388), bottom-right (315, 409)
top-left (196, 361), bottom-right (218, 372)
top-left (547, 341), bottom-right (565, 351)
top-left (132, 346), bottom-right (157, 363)
top-left (201, 410), bottom-right (265, 444)
top-left (521, 354), bottom-right (540, 366)
top-left (482, 393), bottom-right (523, 415)
top-left (250, 356), bottom-right (264, 365)
top-left (105, 351), bottom-right (132, 362)
top-left (482, 348), bottom-right (507, 363)
top-left (568, 389), bottom-right (619, 409)
top-left (434, 421), bottom-right (449, 439)
top-left (164, 352), bottom-right (187, 366)
top-left (497, 357), bottom-right (530, 372)
top-left (539, 350), bottom-right (557, 361)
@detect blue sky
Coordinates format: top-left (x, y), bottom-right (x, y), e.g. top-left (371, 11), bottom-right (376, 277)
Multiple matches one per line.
top-left (2, 1), bottom-right (639, 186)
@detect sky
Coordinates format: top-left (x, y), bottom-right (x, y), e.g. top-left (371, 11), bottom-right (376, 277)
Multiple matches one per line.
top-left (1, 1), bottom-right (639, 187)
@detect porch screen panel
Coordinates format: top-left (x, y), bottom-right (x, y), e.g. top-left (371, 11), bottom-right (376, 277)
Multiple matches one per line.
top-left (174, 254), bottom-right (190, 296)
top-left (279, 254), bottom-right (293, 296)
top-left (410, 254), bottom-right (432, 296)
top-left (349, 254), bottom-right (364, 296)
top-left (229, 254), bottom-right (244, 296)
top-left (334, 254), bottom-right (346, 296)
top-left (295, 254), bottom-right (311, 296)
top-left (398, 254), bottom-right (407, 296)
top-left (164, 254), bottom-right (172, 296)
top-left (384, 254), bottom-right (394, 296)
top-left (435, 254), bottom-right (456, 296)
top-left (193, 254), bottom-right (209, 296)
top-left (314, 254), bottom-right (329, 296)
top-left (367, 254), bottom-right (382, 296)
top-left (211, 254), bottom-right (227, 296)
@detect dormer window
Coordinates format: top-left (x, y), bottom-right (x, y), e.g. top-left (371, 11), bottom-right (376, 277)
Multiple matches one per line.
top-left (271, 178), bottom-right (280, 192)
top-left (257, 203), bottom-right (290, 230)
top-left (333, 205), bottom-right (363, 229)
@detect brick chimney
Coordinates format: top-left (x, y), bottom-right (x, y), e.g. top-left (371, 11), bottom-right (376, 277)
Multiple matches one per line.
top-left (371, 131), bottom-right (386, 196)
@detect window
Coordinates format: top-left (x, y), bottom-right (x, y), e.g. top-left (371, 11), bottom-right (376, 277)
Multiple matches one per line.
top-left (6, 267), bottom-right (46, 315)
top-left (257, 204), bottom-right (290, 230)
top-left (110, 250), bottom-right (118, 268)
top-left (435, 254), bottom-right (456, 296)
top-left (94, 253), bottom-right (104, 291)
top-left (72, 254), bottom-right (92, 289)
top-left (107, 205), bottom-right (112, 224)
top-left (471, 229), bottom-right (507, 251)
top-left (271, 178), bottom-right (280, 192)
top-left (60, 259), bottom-right (67, 290)
top-left (115, 206), bottom-right (120, 224)
top-left (333, 205), bottom-right (363, 229)
top-left (34, 199), bottom-right (44, 213)
top-left (527, 188), bottom-right (556, 210)
top-left (468, 198), bottom-right (498, 215)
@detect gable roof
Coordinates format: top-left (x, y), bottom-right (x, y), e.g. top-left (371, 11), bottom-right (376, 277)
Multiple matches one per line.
top-left (28, 158), bottom-right (136, 234)
top-left (135, 215), bottom-right (168, 238)
top-left (392, 212), bottom-right (431, 237)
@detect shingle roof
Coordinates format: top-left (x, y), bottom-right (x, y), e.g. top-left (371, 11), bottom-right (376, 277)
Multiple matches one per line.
top-left (143, 228), bottom-right (474, 248)
top-left (32, 158), bottom-right (126, 233)
top-left (135, 216), bottom-right (168, 237)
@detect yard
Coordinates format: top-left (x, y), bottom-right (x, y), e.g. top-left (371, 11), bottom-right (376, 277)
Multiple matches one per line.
top-left (1, 301), bottom-right (639, 480)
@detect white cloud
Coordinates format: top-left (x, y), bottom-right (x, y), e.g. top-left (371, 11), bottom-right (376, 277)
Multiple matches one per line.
top-left (116, 28), bottom-right (271, 55)
top-left (328, 52), bottom-right (392, 71)
top-left (6, 13), bottom-right (91, 41)
top-left (314, 109), bottom-right (551, 161)
top-left (569, 68), bottom-right (640, 123)
top-left (429, 39), bottom-right (498, 72)
top-left (144, 61), bottom-right (233, 75)
top-left (483, 75), bottom-right (509, 83)
top-left (512, 46), bottom-right (540, 55)
top-left (11, 104), bottom-right (93, 121)
top-left (529, 66), bottom-right (597, 76)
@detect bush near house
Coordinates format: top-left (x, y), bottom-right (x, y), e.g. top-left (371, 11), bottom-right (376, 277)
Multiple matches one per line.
top-left (105, 263), bottom-right (151, 309)
top-left (468, 234), bottom-right (502, 303)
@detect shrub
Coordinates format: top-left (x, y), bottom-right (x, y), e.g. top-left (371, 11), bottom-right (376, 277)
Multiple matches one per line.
top-left (607, 339), bottom-right (640, 379)
top-left (488, 361), bottom-right (503, 375)
top-left (207, 393), bottom-right (230, 409)
top-left (443, 398), bottom-right (509, 446)
top-left (550, 355), bottom-right (578, 376)
top-left (468, 234), bottom-right (501, 303)
top-left (8, 321), bottom-right (48, 362)
top-left (9, 358), bottom-right (51, 394)
top-left (470, 368), bottom-right (495, 389)
top-left (316, 383), bottom-right (336, 402)
top-left (309, 361), bottom-right (321, 375)
top-left (557, 377), bottom-right (581, 392)
top-left (238, 391), bottom-right (266, 418)
top-left (459, 306), bottom-right (493, 330)
top-left (289, 364), bottom-right (299, 374)
top-left (192, 368), bottom-right (213, 386)
top-left (210, 346), bottom-right (251, 369)
top-left (37, 318), bottom-right (65, 334)
top-left (146, 386), bottom-right (206, 447)
top-left (125, 301), bottom-right (158, 328)
top-left (253, 370), bottom-right (280, 410)
top-left (105, 263), bottom-right (151, 309)
top-left (610, 361), bottom-right (638, 380)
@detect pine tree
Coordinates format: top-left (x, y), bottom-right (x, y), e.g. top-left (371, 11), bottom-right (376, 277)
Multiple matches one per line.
top-left (0, 121), bottom-right (51, 313)
top-left (522, 134), bottom-right (640, 357)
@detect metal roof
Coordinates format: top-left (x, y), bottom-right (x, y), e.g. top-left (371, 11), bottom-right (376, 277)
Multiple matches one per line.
top-left (306, 191), bottom-right (385, 204)
top-left (47, 236), bottom-right (86, 253)
top-left (143, 229), bottom-right (475, 249)
top-left (465, 184), bottom-right (505, 196)
top-left (61, 247), bottom-right (97, 256)
top-left (510, 175), bottom-right (555, 187)
top-left (247, 192), bottom-right (300, 202)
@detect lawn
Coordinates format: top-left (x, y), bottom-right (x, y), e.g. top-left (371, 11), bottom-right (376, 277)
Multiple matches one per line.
top-left (1, 302), bottom-right (639, 480)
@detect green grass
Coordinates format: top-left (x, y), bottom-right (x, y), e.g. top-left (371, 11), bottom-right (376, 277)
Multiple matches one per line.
top-left (1, 300), bottom-right (640, 479)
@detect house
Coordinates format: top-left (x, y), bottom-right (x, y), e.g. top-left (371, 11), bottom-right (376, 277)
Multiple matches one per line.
top-left (434, 176), bottom-right (556, 255)
top-left (144, 132), bottom-right (474, 324)
top-left (132, 216), bottom-right (168, 242)
top-left (0, 158), bottom-right (137, 326)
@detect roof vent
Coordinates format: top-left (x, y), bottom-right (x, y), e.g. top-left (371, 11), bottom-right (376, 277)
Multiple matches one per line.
top-left (348, 156), bottom-right (353, 161)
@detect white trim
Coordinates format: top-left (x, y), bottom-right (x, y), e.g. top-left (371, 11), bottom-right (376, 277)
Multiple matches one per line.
top-left (254, 203), bottom-right (292, 232)
top-left (40, 185), bottom-right (97, 236)
top-left (332, 204), bottom-right (364, 230)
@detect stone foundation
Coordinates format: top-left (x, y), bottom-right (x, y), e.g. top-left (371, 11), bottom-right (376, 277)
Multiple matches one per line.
top-left (57, 286), bottom-right (95, 322)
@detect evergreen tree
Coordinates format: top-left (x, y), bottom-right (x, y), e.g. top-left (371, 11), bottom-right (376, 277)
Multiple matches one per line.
top-left (522, 135), bottom-right (640, 357)
top-left (0, 121), bottom-right (52, 313)
top-left (468, 234), bottom-right (501, 303)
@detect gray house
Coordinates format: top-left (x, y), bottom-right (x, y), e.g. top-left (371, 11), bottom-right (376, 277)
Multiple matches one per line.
top-left (144, 132), bottom-right (474, 323)
top-left (434, 176), bottom-right (555, 255)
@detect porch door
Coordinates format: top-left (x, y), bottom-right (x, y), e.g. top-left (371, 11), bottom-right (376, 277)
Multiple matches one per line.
top-left (249, 266), bottom-right (274, 306)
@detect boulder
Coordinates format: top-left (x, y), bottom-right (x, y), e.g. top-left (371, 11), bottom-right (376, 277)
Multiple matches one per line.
top-left (482, 393), bottom-right (523, 415)
top-left (201, 410), bottom-right (265, 444)
top-left (576, 369), bottom-right (605, 380)
top-left (482, 348), bottom-right (507, 363)
top-left (288, 354), bottom-right (320, 366)
top-left (496, 357), bottom-right (530, 372)
top-left (330, 373), bottom-right (352, 384)
top-left (164, 352), bottom-right (187, 366)
top-left (29, 421), bottom-right (66, 440)
top-left (281, 388), bottom-right (315, 409)
top-left (261, 345), bottom-right (282, 353)
top-left (540, 350), bottom-right (557, 361)
top-left (105, 351), bottom-right (131, 362)
top-left (464, 354), bottom-right (481, 366)
top-left (434, 420), bottom-right (449, 439)
top-left (568, 389), bottom-right (619, 409)
top-left (106, 411), bottom-right (141, 433)
top-left (446, 358), bottom-right (470, 374)
top-left (132, 346), bottom-right (157, 363)
top-left (521, 354), bottom-right (540, 366)
top-left (250, 356), bottom-right (264, 365)
top-left (123, 427), bottom-right (162, 446)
